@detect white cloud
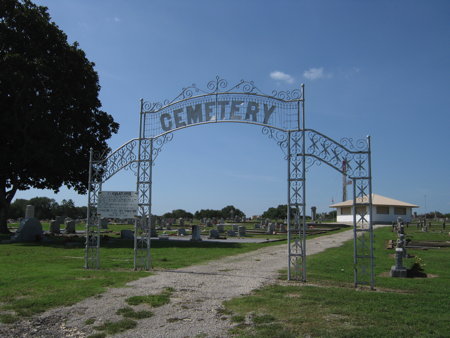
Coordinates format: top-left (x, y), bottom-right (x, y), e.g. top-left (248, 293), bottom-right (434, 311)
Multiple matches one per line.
top-left (303, 67), bottom-right (332, 80)
top-left (270, 71), bottom-right (294, 84)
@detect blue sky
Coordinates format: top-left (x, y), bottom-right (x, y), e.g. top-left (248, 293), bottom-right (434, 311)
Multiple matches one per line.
top-left (15, 0), bottom-right (450, 216)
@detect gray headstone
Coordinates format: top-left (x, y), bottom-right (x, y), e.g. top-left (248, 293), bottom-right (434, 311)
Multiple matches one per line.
top-left (177, 228), bottom-right (187, 236)
top-left (232, 224), bottom-right (239, 231)
top-left (150, 224), bottom-right (158, 237)
top-left (100, 218), bottom-right (109, 229)
top-left (311, 206), bottom-right (317, 221)
top-left (209, 229), bottom-right (220, 239)
top-left (254, 223), bottom-right (261, 229)
top-left (217, 224), bottom-right (225, 233)
top-left (49, 220), bottom-right (60, 234)
top-left (25, 205), bottom-right (35, 219)
top-left (11, 218), bottom-right (43, 242)
top-left (266, 223), bottom-right (275, 235)
top-left (390, 248), bottom-right (407, 277)
top-left (65, 220), bottom-right (76, 234)
top-left (121, 229), bottom-right (134, 240)
top-left (238, 226), bottom-right (246, 236)
top-left (227, 230), bottom-right (236, 237)
top-left (191, 225), bottom-right (202, 242)
top-left (280, 224), bottom-right (287, 232)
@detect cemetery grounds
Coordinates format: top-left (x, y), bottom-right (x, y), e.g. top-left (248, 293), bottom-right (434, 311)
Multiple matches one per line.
top-left (0, 222), bottom-right (448, 337)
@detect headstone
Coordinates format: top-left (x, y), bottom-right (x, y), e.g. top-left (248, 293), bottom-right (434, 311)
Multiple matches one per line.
top-left (150, 224), bottom-right (158, 237)
top-left (191, 225), bottom-right (202, 241)
top-left (280, 223), bottom-right (287, 232)
top-left (177, 228), bottom-right (186, 236)
top-left (206, 219), bottom-right (213, 227)
top-left (209, 229), bottom-right (220, 239)
top-left (100, 218), bottom-right (109, 229)
top-left (65, 220), bottom-right (76, 234)
top-left (25, 205), bottom-right (35, 219)
top-left (217, 224), bottom-right (225, 233)
top-left (238, 226), bottom-right (246, 237)
top-left (266, 223), bottom-right (275, 235)
top-left (232, 224), bottom-right (239, 231)
top-left (179, 218), bottom-right (185, 227)
top-left (49, 220), bottom-right (60, 234)
top-left (121, 229), bottom-right (134, 240)
top-left (55, 216), bottom-right (65, 225)
top-left (219, 218), bottom-right (225, 224)
top-left (311, 206), bottom-right (317, 221)
top-left (11, 218), bottom-right (43, 242)
top-left (254, 223), bottom-right (261, 229)
top-left (227, 230), bottom-right (236, 237)
top-left (422, 218), bottom-right (428, 232)
top-left (390, 248), bottom-right (407, 277)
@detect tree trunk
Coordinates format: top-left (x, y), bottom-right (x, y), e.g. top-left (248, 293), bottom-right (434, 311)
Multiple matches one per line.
top-left (0, 199), bottom-right (11, 234)
top-left (0, 181), bottom-right (16, 234)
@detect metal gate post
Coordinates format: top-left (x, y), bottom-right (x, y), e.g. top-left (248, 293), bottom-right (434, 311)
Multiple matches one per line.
top-left (135, 100), bottom-right (152, 270)
top-left (85, 148), bottom-right (101, 269)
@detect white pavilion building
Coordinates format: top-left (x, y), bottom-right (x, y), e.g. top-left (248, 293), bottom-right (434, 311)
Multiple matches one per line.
top-left (329, 194), bottom-right (419, 224)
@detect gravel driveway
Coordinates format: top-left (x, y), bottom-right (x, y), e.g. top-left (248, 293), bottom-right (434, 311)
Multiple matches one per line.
top-left (1, 228), bottom-right (366, 337)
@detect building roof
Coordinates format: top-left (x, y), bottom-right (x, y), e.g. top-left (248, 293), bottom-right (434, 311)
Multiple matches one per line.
top-left (329, 194), bottom-right (419, 208)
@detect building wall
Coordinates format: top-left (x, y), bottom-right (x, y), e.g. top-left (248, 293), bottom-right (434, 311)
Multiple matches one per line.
top-left (336, 206), bottom-right (414, 224)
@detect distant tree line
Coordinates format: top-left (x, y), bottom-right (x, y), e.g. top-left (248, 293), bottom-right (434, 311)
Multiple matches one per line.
top-left (162, 205), bottom-right (245, 220)
top-left (417, 211), bottom-right (450, 219)
top-left (9, 197), bottom-right (86, 220)
top-left (261, 205), bottom-right (337, 221)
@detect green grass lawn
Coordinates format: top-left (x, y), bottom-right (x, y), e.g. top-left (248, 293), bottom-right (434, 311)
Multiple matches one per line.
top-left (223, 227), bottom-right (450, 337)
top-left (0, 233), bottom-right (284, 323)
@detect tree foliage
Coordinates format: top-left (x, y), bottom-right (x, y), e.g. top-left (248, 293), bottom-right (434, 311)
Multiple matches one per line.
top-left (9, 197), bottom-right (86, 219)
top-left (0, 0), bottom-right (119, 232)
top-left (193, 206), bottom-right (245, 220)
top-left (262, 204), bottom-right (288, 220)
top-left (162, 209), bottom-right (194, 220)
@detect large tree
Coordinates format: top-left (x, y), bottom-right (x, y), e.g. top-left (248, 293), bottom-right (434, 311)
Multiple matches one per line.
top-left (0, 0), bottom-right (119, 233)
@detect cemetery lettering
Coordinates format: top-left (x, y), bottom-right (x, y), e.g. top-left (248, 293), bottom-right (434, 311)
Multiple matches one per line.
top-left (160, 101), bottom-right (276, 131)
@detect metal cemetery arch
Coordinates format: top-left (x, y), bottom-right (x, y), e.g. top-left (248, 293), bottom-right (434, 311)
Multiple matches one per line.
top-left (85, 76), bottom-right (375, 289)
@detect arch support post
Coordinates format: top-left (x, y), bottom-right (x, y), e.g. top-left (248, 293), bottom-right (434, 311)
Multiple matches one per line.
top-left (134, 100), bottom-right (152, 270)
top-left (85, 148), bottom-right (102, 269)
top-left (287, 130), bottom-right (306, 281)
top-left (352, 136), bottom-right (374, 289)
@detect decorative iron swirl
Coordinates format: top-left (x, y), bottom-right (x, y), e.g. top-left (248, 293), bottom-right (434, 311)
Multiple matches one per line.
top-left (305, 156), bottom-right (321, 172)
top-left (152, 133), bottom-right (174, 163)
top-left (340, 137), bottom-right (368, 151)
top-left (271, 89), bottom-right (302, 101)
top-left (207, 76), bottom-right (228, 92)
top-left (142, 76), bottom-right (303, 113)
top-left (262, 127), bottom-right (288, 156)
